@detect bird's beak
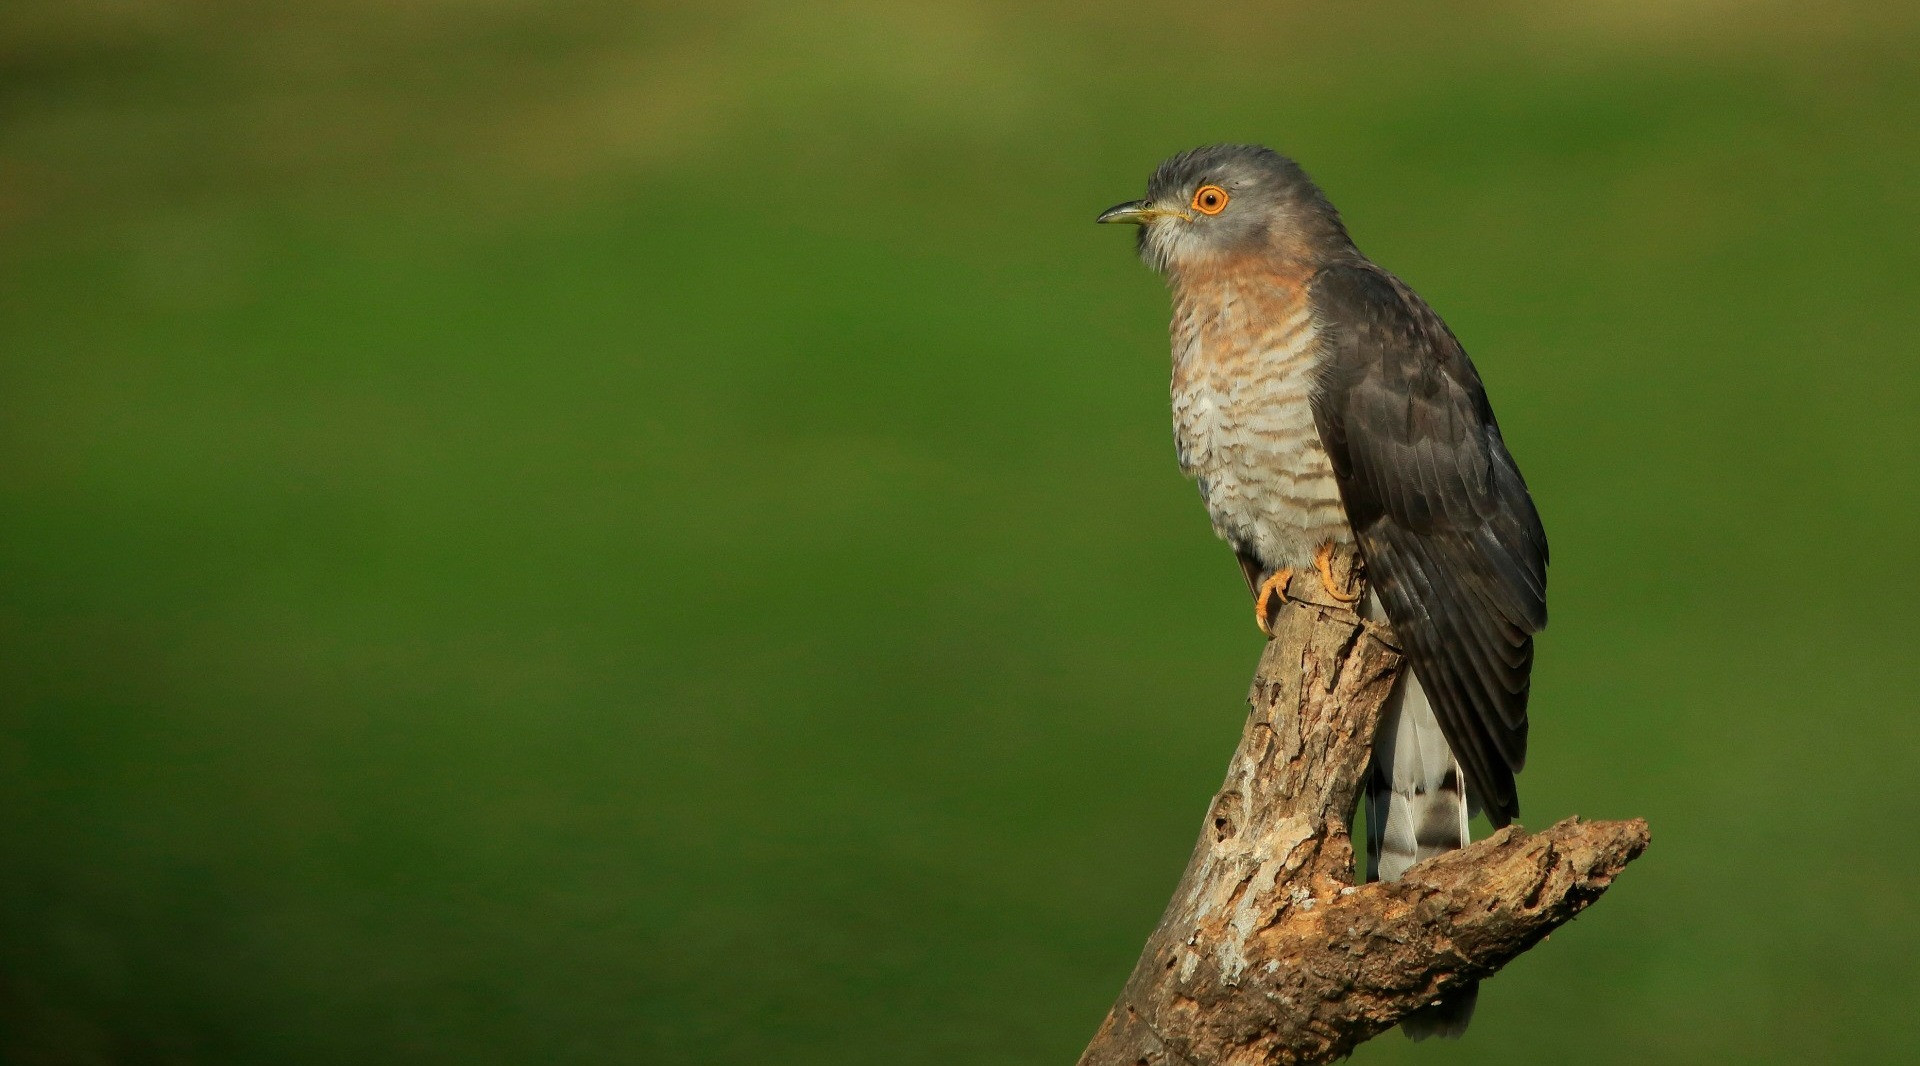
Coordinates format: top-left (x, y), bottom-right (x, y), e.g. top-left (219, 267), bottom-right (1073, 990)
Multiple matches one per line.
top-left (1096, 200), bottom-right (1185, 225)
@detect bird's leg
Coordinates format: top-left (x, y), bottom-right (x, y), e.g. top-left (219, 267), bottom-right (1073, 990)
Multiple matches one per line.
top-left (1314, 541), bottom-right (1362, 603)
top-left (1255, 568), bottom-right (1294, 635)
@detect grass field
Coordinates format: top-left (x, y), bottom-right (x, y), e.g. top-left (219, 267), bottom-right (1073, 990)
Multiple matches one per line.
top-left (2, 2), bottom-right (1917, 1062)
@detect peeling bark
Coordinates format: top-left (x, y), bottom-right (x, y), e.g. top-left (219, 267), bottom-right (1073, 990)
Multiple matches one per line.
top-left (1078, 555), bottom-right (1648, 1066)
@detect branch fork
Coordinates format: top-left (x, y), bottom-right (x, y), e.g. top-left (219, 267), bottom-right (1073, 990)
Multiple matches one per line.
top-left (1079, 555), bottom-right (1648, 1065)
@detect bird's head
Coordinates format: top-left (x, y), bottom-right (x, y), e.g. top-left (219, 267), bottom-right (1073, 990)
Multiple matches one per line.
top-left (1098, 144), bottom-right (1350, 276)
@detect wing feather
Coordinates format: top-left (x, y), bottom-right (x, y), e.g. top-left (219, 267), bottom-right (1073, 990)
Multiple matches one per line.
top-left (1309, 262), bottom-right (1547, 826)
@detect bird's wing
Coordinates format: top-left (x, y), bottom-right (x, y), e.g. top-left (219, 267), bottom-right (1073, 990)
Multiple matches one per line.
top-left (1308, 261), bottom-right (1547, 826)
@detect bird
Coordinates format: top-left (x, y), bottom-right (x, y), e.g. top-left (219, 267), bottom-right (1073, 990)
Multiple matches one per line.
top-left (1098, 144), bottom-right (1548, 1040)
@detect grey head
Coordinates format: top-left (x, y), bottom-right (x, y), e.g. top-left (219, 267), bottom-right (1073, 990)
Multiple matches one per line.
top-left (1097, 144), bottom-right (1352, 275)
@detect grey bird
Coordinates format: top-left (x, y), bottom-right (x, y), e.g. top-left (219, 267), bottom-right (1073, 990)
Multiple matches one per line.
top-left (1099, 144), bottom-right (1549, 1039)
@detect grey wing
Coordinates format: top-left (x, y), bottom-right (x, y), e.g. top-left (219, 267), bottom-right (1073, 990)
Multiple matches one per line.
top-left (1308, 261), bottom-right (1547, 826)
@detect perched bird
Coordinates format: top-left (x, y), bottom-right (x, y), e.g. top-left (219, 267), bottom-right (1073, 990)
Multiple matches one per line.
top-left (1099, 145), bottom-right (1548, 1040)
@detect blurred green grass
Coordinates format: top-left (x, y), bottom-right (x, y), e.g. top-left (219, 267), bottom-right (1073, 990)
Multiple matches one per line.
top-left (2, 2), bottom-right (1917, 1063)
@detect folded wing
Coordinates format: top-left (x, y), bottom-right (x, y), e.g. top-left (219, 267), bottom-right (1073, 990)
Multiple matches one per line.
top-left (1308, 262), bottom-right (1548, 825)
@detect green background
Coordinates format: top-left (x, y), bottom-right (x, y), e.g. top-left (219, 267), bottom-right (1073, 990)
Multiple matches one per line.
top-left (3, 2), bottom-right (1916, 1062)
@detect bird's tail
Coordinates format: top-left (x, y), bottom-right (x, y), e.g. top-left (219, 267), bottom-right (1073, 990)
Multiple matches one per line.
top-left (1366, 668), bottom-right (1478, 1040)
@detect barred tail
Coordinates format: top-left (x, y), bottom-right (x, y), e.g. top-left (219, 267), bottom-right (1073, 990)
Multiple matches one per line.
top-left (1366, 667), bottom-right (1479, 1040)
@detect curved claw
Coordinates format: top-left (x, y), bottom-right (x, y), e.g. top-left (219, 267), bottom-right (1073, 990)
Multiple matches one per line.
top-left (1255, 568), bottom-right (1294, 635)
top-left (1314, 542), bottom-right (1362, 603)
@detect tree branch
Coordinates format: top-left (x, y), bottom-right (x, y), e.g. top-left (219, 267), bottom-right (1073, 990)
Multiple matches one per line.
top-left (1078, 557), bottom-right (1649, 1066)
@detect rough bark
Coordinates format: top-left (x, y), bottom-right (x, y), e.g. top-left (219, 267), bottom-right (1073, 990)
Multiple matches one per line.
top-left (1078, 554), bottom-right (1648, 1066)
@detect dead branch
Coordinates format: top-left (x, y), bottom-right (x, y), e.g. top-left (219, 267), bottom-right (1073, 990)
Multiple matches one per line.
top-left (1077, 554), bottom-right (1648, 1066)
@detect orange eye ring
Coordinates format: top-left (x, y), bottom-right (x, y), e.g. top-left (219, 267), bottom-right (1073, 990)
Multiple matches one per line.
top-left (1191, 184), bottom-right (1230, 215)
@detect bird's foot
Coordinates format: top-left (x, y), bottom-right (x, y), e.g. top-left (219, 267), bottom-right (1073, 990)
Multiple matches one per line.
top-left (1255, 568), bottom-right (1294, 636)
top-left (1314, 542), bottom-right (1362, 603)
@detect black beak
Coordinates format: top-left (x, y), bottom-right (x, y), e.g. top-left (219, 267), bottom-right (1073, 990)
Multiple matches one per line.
top-left (1097, 200), bottom-right (1162, 225)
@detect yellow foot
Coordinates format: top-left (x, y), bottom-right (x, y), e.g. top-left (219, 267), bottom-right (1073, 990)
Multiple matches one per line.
top-left (1314, 541), bottom-right (1361, 603)
top-left (1254, 568), bottom-right (1294, 635)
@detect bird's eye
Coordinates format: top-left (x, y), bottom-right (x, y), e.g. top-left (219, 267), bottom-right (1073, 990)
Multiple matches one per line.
top-left (1191, 185), bottom-right (1229, 215)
